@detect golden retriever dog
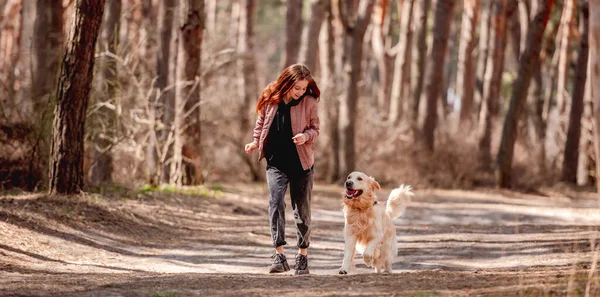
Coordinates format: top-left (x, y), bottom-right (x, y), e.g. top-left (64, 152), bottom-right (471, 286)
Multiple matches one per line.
top-left (339, 171), bottom-right (413, 274)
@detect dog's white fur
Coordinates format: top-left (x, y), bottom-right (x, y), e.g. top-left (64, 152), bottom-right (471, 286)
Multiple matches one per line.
top-left (339, 171), bottom-right (413, 274)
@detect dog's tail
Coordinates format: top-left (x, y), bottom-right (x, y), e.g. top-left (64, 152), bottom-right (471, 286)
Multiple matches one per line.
top-left (385, 184), bottom-right (414, 219)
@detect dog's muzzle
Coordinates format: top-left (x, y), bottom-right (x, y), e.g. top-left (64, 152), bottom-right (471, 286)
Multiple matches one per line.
top-left (345, 188), bottom-right (363, 199)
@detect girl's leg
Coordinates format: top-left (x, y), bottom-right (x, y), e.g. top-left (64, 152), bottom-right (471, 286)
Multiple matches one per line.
top-left (289, 169), bottom-right (314, 251)
top-left (266, 166), bottom-right (290, 250)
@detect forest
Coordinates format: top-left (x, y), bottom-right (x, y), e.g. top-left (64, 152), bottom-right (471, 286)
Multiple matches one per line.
top-left (2, 0), bottom-right (600, 296)
top-left (0, 0), bottom-right (598, 194)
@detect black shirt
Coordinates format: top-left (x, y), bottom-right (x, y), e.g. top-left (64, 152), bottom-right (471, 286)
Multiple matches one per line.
top-left (264, 97), bottom-right (306, 177)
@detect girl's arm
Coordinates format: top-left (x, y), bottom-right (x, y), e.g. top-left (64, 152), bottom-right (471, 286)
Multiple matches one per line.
top-left (251, 108), bottom-right (266, 146)
top-left (303, 102), bottom-right (320, 144)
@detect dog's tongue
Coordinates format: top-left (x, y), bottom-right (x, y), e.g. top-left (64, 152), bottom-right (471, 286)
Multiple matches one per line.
top-left (346, 189), bottom-right (357, 196)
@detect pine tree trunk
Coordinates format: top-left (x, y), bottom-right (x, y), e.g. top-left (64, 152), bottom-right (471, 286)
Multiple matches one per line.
top-left (495, 0), bottom-right (554, 188)
top-left (411, 0), bottom-right (430, 133)
top-left (171, 0), bottom-right (204, 186)
top-left (32, 0), bottom-right (63, 114)
top-left (319, 0), bottom-right (340, 183)
top-left (420, 0), bottom-right (456, 151)
top-left (237, 0), bottom-right (261, 181)
top-left (389, 0), bottom-right (415, 125)
top-left (561, 1), bottom-right (588, 183)
top-left (206, 0), bottom-right (216, 34)
top-left (337, 0), bottom-right (375, 175)
top-left (146, 0), bottom-right (176, 185)
top-left (577, 81), bottom-right (594, 185)
top-left (49, 0), bottom-right (105, 195)
top-left (478, 0), bottom-right (515, 164)
top-left (29, 0), bottom-right (63, 189)
top-left (91, 0), bottom-right (121, 185)
top-left (475, 0), bottom-right (493, 116)
top-left (589, 0), bottom-right (600, 191)
top-left (140, 0), bottom-right (156, 74)
top-left (299, 0), bottom-right (326, 72)
top-left (556, 0), bottom-right (577, 128)
top-left (283, 0), bottom-right (302, 68)
top-left (457, 0), bottom-right (481, 128)
top-left (371, 0), bottom-right (394, 117)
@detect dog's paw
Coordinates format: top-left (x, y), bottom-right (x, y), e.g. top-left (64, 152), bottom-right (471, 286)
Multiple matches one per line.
top-left (339, 269), bottom-right (348, 275)
top-left (363, 254), bottom-right (374, 267)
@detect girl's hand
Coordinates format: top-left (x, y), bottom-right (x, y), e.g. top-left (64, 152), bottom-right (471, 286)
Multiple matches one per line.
top-left (292, 133), bottom-right (307, 145)
top-left (245, 142), bottom-right (258, 154)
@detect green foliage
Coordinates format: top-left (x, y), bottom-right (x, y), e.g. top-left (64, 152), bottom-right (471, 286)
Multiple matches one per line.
top-left (136, 184), bottom-right (224, 198)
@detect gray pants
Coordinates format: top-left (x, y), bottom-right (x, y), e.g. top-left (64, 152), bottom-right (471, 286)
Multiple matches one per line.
top-left (266, 165), bottom-right (313, 249)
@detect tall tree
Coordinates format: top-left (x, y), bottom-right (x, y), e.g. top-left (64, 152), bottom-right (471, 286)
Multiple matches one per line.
top-left (32, 0), bottom-right (63, 114)
top-left (299, 0), bottom-right (326, 72)
top-left (283, 0), bottom-right (302, 68)
top-left (555, 0), bottom-right (577, 137)
top-left (411, 0), bottom-right (431, 132)
top-left (389, 0), bottom-right (415, 124)
top-left (318, 0), bottom-right (340, 182)
top-left (590, 0), bottom-right (600, 191)
top-left (371, 0), bottom-right (394, 116)
top-left (48, 0), bottom-right (105, 195)
top-left (91, 0), bottom-right (121, 185)
top-left (336, 0), bottom-right (375, 176)
top-left (475, 0), bottom-right (493, 115)
top-left (457, 0), bottom-right (481, 128)
top-left (237, 0), bottom-right (261, 181)
top-left (420, 0), bottom-right (456, 151)
top-left (561, 1), bottom-right (588, 183)
top-left (495, 0), bottom-right (555, 188)
top-left (147, 0), bottom-right (177, 185)
top-left (478, 0), bottom-right (513, 163)
top-left (30, 0), bottom-right (63, 189)
top-left (171, 0), bottom-right (205, 186)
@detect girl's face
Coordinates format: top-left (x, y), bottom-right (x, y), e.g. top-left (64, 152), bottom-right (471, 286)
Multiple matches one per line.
top-left (288, 79), bottom-right (308, 100)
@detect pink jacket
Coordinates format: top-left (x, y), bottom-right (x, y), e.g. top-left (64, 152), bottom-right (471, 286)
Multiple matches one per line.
top-left (252, 96), bottom-right (320, 170)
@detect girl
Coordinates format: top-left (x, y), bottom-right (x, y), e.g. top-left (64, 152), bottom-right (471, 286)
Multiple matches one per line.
top-left (245, 64), bottom-right (320, 275)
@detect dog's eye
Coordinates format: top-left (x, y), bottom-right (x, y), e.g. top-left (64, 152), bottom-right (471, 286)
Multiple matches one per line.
top-left (357, 177), bottom-right (363, 181)
top-left (347, 175), bottom-right (351, 180)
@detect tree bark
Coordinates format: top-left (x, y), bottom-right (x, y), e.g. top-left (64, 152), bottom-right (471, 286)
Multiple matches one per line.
top-left (237, 0), bottom-right (261, 181)
top-left (556, 0), bottom-right (577, 121)
top-left (370, 0), bottom-right (394, 117)
top-left (561, 1), bottom-right (588, 183)
top-left (29, 1), bottom-right (63, 189)
top-left (171, 0), bottom-right (204, 186)
top-left (146, 0), bottom-right (176, 185)
top-left (283, 0), bottom-right (303, 68)
top-left (411, 0), bottom-right (431, 133)
top-left (319, 0), bottom-right (340, 183)
top-left (299, 0), bottom-right (326, 72)
top-left (589, 0), bottom-right (600, 191)
top-left (337, 0), bottom-right (375, 176)
top-left (457, 0), bottom-right (481, 128)
top-left (49, 0), bottom-right (105, 195)
top-left (206, 0), bottom-right (216, 34)
top-left (32, 0), bottom-right (63, 114)
top-left (475, 0), bottom-right (493, 115)
top-left (389, 0), bottom-right (415, 125)
top-left (478, 0), bottom-right (513, 164)
top-left (495, 0), bottom-right (554, 188)
top-left (577, 78), bottom-right (594, 185)
top-left (420, 0), bottom-right (456, 151)
top-left (91, 0), bottom-right (121, 185)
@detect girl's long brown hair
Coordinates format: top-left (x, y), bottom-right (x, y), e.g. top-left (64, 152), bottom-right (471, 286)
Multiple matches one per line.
top-left (255, 64), bottom-right (320, 113)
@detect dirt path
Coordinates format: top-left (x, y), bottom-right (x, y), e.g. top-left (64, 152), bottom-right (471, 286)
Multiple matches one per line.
top-left (1, 184), bottom-right (599, 296)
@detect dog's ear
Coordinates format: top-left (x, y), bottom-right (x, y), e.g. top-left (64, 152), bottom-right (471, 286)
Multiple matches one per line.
top-left (370, 176), bottom-right (381, 191)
